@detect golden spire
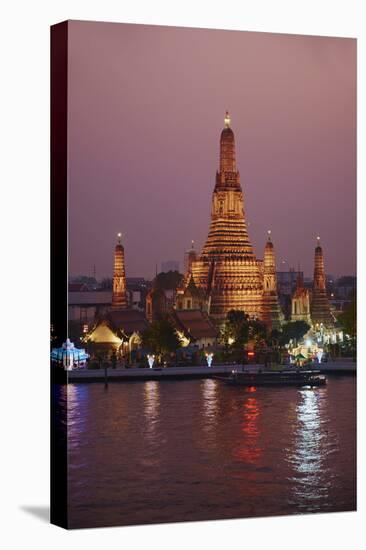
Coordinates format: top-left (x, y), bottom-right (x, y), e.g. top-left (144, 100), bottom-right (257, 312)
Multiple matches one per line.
top-left (224, 110), bottom-right (231, 128)
top-left (117, 232), bottom-right (122, 244)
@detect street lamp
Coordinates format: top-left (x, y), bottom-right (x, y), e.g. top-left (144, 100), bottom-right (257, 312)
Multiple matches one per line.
top-left (147, 354), bottom-right (155, 369)
top-left (205, 352), bottom-right (214, 367)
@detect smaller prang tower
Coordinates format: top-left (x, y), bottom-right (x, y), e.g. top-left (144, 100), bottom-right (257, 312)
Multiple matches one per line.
top-left (262, 231), bottom-right (284, 330)
top-left (310, 236), bottom-right (334, 328)
top-left (112, 233), bottom-right (127, 310)
top-left (184, 240), bottom-right (197, 275)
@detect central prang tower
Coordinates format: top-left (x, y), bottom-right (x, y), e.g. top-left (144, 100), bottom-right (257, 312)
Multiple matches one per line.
top-left (191, 112), bottom-right (264, 320)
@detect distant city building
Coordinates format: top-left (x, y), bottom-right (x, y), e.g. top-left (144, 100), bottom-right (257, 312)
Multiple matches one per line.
top-left (68, 290), bottom-right (112, 326)
top-left (276, 269), bottom-right (299, 296)
top-left (161, 260), bottom-right (180, 273)
top-left (69, 282), bottom-right (89, 292)
top-left (335, 276), bottom-right (356, 299)
top-left (126, 277), bottom-right (149, 311)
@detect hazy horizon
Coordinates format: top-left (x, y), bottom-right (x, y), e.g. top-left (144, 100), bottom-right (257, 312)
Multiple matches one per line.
top-left (68, 21), bottom-right (356, 281)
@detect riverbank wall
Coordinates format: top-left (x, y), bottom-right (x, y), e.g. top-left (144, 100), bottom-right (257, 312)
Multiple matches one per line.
top-left (65, 360), bottom-right (356, 382)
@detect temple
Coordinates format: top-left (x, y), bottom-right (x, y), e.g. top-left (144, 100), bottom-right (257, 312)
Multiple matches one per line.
top-left (262, 231), bottom-right (284, 330)
top-left (291, 269), bottom-right (311, 324)
top-left (111, 233), bottom-right (127, 309)
top-left (310, 237), bottom-right (335, 328)
top-left (191, 112), bottom-right (263, 320)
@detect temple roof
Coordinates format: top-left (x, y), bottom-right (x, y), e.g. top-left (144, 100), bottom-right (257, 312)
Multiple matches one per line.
top-left (105, 309), bottom-right (149, 336)
top-left (171, 309), bottom-right (218, 340)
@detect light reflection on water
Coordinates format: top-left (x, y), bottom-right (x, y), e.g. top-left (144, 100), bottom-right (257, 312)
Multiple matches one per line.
top-left (286, 388), bottom-right (340, 510)
top-left (235, 390), bottom-right (262, 464)
top-left (62, 376), bottom-right (356, 528)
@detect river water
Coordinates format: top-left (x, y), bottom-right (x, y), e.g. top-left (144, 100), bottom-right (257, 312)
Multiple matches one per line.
top-left (65, 375), bottom-right (356, 528)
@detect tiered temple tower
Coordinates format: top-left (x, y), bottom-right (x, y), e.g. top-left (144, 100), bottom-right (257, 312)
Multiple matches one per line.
top-left (262, 231), bottom-right (284, 330)
top-left (191, 112), bottom-right (263, 320)
top-left (112, 233), bottom-right (127, 309)
top-left (310, 237), bottom-right (334, 327)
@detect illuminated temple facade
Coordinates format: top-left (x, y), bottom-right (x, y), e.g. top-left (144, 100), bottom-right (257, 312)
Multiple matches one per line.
top-left (262, 232), bottom-right (284, 330)
top-left (310, 237), bottom-right (335, 328)
top-left (112, 233), bottom-right (127, 309)
top-left (191, 112), bottom-right (264, 321)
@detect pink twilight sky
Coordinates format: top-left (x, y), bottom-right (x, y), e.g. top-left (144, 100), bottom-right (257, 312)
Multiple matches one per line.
top-left (68, 20), bottom-right (356, 280)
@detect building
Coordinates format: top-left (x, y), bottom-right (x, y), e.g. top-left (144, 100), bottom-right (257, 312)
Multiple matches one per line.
top-left (191, 112), bottom-right (263, 320)
top-left (335, 276), bottom-right (356, 299)
top-left (112, 233), bottom-right (127, 309)
top-left (262, 232), bottom-right (284, 330)
top-left (175, 273), bottom-right (207, 312)
top-left (170, 309), bottom-right (218, 349)
top-left (126, 277), bottom-right (149, 311)
top-left (291, 271), bottom-right (311, 324)
top-left (84, 235), bottom-right (149, 359)
top-left (85, 309), bottom-right (149, 359)
top-left (145, 286), bottom-right (176, 322)
top-left (161, 260), bottom-right (180, 273)
top-left (276, 269), bottom-right (299, 297)
top-left (310, 237), bottom-right (335, 328)
top-left (68, 290), bottom-right (112, 334)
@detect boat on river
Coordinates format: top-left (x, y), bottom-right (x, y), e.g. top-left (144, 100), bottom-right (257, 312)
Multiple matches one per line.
top-left (215, 367), bottom-right (326, 387)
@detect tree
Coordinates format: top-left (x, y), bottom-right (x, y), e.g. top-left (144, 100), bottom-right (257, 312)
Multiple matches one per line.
top-left (338, 294), bottom-right (356, 338)
top-left (154, 270), bottom-right (184, 291)
top-left (222, 310), bottom-right (250, 349)
top-left (142, 319), bottom-right (182, 358)
top-left (221, 310), bottom-right (268, 349)
top-left (248, 319), bottom-right (267, 345)
top-left (279, 321), bottom-right (310, 346)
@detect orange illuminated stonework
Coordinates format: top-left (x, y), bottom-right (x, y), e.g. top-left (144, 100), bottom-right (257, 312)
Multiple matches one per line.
top-left (191, 113), bottom-right (264, 320)
top-left (262, 233), bottom-right (284, 330)
top-left (310, 237), bottom-right (334, 328)
top-left (291, 271), bottom-right (311, 324)
top-left (112, 233), bottom-right (127, 310)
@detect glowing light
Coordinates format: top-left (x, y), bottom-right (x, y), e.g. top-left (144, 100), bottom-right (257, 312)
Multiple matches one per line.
top-left (224, 110), bottom-right (231, 128)
top-left (247, 351), bottom-right (255, 357)
top-left (205, 352), bottom-right (214, 367)
top-left (317, 350), bottom-right (323, 363)
top-left (147, 354), bottom-right (155, 369)
top-left (228, 337), bottom-right (235, 345)
top-left (306, 339), bottom-right (312, 347)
